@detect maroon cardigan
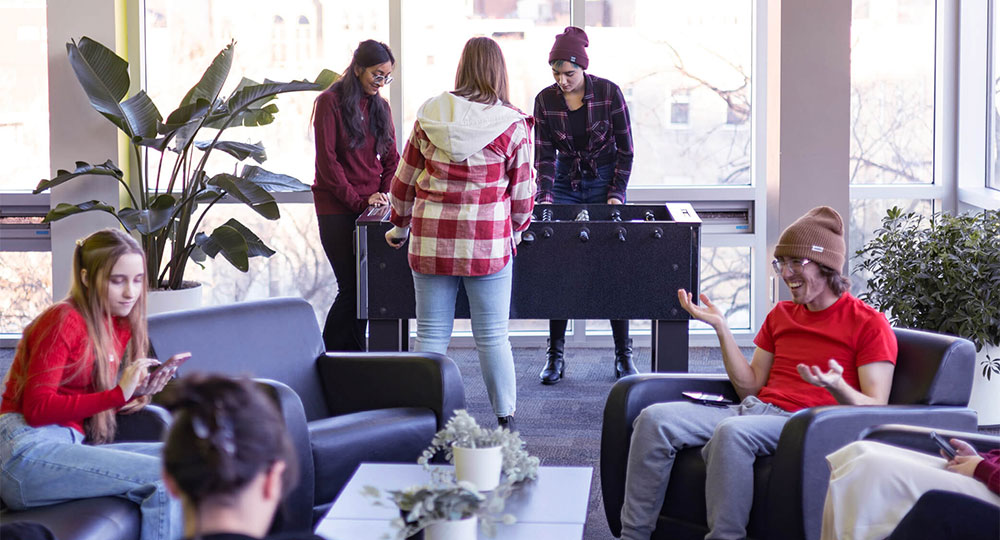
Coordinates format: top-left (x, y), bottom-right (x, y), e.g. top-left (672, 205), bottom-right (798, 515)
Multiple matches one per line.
top-left (312, 89), bottom-right (400, 215)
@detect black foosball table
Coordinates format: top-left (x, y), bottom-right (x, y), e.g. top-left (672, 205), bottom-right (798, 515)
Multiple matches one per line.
top-left (355, 203), bottom-right (701, 372)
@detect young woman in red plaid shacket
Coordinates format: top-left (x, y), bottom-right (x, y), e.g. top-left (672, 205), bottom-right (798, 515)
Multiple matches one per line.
top-left (385, 37), bottom-right (534, 430)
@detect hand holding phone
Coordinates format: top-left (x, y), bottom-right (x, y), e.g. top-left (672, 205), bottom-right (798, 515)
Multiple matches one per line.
top-left (149, 352), bottom-right (191, 378)
top-left (135, 352), bottom-right (191, 397)
top-left (930, 431), bottom-right (957, 460)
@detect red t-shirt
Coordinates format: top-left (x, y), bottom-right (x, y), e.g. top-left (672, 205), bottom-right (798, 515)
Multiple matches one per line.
top-left (0, 302), bottom-right (129, 433)
top-left (753, 293), bottom-right (897, 412)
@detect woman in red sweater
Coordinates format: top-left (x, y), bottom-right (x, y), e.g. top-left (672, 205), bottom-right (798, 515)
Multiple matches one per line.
top-left (312, 39), bottom-right (400, 352)
top-left (0, 229), bottom-right (184, 540)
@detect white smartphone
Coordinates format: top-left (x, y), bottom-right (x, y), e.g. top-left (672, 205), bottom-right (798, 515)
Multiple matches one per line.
top-left (682, 391), bottom-right (735, 406)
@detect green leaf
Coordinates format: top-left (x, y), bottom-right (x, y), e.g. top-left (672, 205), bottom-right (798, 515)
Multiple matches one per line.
top-left (34, 160), bottom-right (123, 194)
top-left (315, 68), bottom-right (341, 90)
top-left (178, 42), bottom-right (234, 109)
top-left (195, 140), bottom-right (267, 163)
top-left (194, 218), bottom-right (275, 271)
top-left (218, 74), bottom-right (328, 128)
top-left (43, 201), bottom-right (118, 223)
top-left (118, 194), bottom-right (176, 234)
top-left (67, 37), bottom-right (161, 139)
top-left (240, 165), bottom-right (310, 192)
top-left (207, 173), bottom-right (280, 220)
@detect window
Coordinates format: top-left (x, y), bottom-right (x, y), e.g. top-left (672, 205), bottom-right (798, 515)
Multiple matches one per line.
top-left (990, 0), bottom-right (1000, 192)
top-left (850, 0), bottom-right (935, 185)
top-left (670, 90), bottom-right (691, 126)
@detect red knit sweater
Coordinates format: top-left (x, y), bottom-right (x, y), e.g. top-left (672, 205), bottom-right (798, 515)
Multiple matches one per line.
top-left (312, 88), bottom-right (400, 215)
top-left (975, 449), bottom-right (1000, 495)
top-left (1, 302), bottom-right (129, 433)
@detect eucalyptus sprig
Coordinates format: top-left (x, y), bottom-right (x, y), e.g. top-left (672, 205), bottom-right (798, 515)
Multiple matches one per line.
top-left (417, 410), bottom-right (540, 484)
top-left (364, 480), bottom-right (515, 539)
top-left (854, 207), bottom-right (1000, 379)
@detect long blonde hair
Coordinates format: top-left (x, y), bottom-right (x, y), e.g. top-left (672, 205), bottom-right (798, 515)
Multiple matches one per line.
top-left (453, 37), bottom-right (510, 105)
top-left (6, 229), bottom-right (149, 443)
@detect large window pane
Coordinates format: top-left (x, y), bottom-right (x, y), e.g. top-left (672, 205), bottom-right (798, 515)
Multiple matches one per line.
top-left (850, 0), bottom-right (935, 184)
top-left (0, 252), bottom-right (52, 334)
top-left (401, 0), bottom-right (570, 128)
top-left (0, 0), bottom-right (48, 191)
top-left (991, 0), bottom-right (1000, 191)
top-left (594, 1), bottom-right (752, 186)
top-left (848, 198), bottom-right (935, 294)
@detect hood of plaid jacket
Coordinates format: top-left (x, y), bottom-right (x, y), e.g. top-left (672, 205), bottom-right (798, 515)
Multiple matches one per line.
top-left (416, 92), bottom-right (529, 163)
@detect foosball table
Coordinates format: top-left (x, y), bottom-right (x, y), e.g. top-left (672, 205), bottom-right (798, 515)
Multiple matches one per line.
top-left (355, 203), bottom-right (701, 372)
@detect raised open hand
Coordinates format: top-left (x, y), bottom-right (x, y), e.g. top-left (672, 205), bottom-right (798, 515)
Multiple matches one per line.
top-left (677, 289), bottom-right (727, 329)
top-left (797, 359), bottom-right (845, 388)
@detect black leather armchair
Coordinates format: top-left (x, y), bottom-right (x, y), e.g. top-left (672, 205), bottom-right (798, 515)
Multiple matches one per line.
top-left (601, 328), bottom-right (980, 540)
top-left (0, 406), bottom-right (172, 540)
top-left (147, 296), bottom-right (466, 533)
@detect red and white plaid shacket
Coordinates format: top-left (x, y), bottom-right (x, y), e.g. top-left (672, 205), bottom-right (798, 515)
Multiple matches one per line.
top-left (389, 112), bottom-right (535, 277)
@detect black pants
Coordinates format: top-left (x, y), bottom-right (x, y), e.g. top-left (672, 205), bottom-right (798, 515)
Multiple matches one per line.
top-left (550, 319), bottom-right (629, 344)
top-left (887, 490), bottom-right (1000, 540)
top-left (318, 213), bottom-right (366, 351)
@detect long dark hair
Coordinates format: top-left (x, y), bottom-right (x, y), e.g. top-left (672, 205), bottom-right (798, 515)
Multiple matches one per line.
top-left (162, 375), bottom-right (297, 510)
top-left (325, 39), bottom-right (395, 155)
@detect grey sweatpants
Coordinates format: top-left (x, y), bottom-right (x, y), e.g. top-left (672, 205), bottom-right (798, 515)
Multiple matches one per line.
top-left (619, 396), bottom-right (792, 540)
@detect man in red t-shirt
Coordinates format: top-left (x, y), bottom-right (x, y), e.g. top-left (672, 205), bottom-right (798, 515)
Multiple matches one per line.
top-left (620, 206), bottom-right (898, 540)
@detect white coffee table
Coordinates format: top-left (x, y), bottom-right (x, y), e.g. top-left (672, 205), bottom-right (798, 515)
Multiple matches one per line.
top-left (316, 463), bottom-right (593, 540)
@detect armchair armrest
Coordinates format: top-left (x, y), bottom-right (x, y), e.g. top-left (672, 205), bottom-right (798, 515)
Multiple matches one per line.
top-left (600, 373), bottom-right (735, 537)
top-left (859, 423), bottom-right (1000, 455)
top-left (317, 352), bottom-right (465, 430)
top-left (113, 404), bottom-right (171, 442)
top-left (767, 405), bottom-right (978, 540)
top-left (254, 379), bottom-right (314, 535)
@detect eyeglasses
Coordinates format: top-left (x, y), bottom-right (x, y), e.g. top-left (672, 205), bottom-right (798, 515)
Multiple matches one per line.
top-left (771, 258), bottom-right (811, 274)
top-left (371, 73), bottom-right (393, 85)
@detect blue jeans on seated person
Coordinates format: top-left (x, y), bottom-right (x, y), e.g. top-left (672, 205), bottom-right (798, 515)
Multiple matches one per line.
top-left (0, 413), bottom-right (181, 540)
top-left (411, 261), bottom-right (515, 418)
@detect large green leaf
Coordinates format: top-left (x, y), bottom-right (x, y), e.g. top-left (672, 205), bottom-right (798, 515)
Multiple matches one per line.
top-left (178, 42), bottom-right (234, 109)
top-left (195, 140), bottom-right (267, 163)
top-left (43, 201), bottom-right (119, 224)
top-left (67, 37), bottom-right (160, 140)
top-left (34, 160), bottom-right (123, 194)
top-left (118, 194), bottom-right (176, 234)
top-left (194, 218), bottom-right (275, 271)
top-left (207, 173), bottom-right (279, 220)
top-left (241, 165), bottom-right (310, 192)
top-left (216, 75), bottom-right (328, 128)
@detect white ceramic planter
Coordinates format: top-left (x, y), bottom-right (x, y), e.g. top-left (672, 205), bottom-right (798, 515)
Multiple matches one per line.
top-left (969, 345), bottom-right (1000, 426)
top-left (424, 515), bottom-right (477, 540)
top-left (147, 282), bottom-right (203, 315)
top-left (453, 445), bottom-right (503, 491)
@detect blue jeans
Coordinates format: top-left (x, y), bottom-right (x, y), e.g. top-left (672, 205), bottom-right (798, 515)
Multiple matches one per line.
top-left (411, 261), bottom-right (516, 417)
top-left (552, 160), bottom-right (619, 203)
top-left (0, 413), bottom-right (181, 540)
top-left (620, 397), bottom-right (791, 540)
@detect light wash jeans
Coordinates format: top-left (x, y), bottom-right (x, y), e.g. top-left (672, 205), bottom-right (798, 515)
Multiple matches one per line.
top-left (412, 261), bottom-right (516, 418)
top-left (620, 396), bottom-right (792, 540)
top-left (0, 413), bottom-right (181, 540)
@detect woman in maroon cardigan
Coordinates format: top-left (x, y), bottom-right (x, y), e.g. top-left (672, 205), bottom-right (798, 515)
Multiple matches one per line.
top-left (312, 40), bottom-right (399, 351)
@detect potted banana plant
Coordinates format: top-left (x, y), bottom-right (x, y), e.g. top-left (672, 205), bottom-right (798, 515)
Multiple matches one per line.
top-left (34, 36), bottom-right (337, 308)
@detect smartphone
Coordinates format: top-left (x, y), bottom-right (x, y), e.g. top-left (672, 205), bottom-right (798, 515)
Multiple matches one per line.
top-left (149, 352), bottom-right (191, 378)
top-left (930, 431), bottom-right (957, 460)
top-left (682, 391), bottom-right (735, 406)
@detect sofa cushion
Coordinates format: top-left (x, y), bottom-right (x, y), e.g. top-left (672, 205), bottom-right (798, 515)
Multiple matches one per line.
top-left (308, 407), bottom-right (437, 507)
top-left (1, 497), bottom-right (139, 540)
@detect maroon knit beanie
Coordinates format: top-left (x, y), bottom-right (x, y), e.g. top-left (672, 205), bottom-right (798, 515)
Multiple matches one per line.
top-left (774, 206), bottom-right (846, 271)
top-left (549, 26), bottom-right (589, 70)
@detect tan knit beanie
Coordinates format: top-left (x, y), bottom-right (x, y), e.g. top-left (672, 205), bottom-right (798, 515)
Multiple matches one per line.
top-left (774, 206), bottom-right (846, 271)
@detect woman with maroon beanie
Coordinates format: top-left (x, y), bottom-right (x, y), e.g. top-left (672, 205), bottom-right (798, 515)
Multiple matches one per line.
top-left (533, 26), bottom-right (636, 384)
top-left (313, 40), bottom-right (399, 351)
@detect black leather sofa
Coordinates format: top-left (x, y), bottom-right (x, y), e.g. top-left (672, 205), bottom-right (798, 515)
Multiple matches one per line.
top-left (145, 296), bottom-right (466, 533)
top-left (600, 328), bottom-right (980, 540)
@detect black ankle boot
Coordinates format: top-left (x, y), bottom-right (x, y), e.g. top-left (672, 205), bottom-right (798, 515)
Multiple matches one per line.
top-left (614, 338), bottom-right (638, 378)
top-left (498, 415), bottom-right (516, 431)
top-left (539, 338), bottom-right (565, 385)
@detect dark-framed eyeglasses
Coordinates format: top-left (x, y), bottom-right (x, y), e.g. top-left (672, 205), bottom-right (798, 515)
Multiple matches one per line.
top-left (771, 258), bottom-right (811, 274)
top-left (371, 73), bottom-right (393, 85)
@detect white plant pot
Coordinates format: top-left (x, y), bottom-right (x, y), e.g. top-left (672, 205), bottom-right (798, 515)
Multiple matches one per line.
top-left (424, 515), bottom-right (477, 540)
top-left (969, 345), bottom-right (1000, 426)
top-left (147, 282), bottom-right (202, 315)
top-left (453, 445), bottom-right (503, 491)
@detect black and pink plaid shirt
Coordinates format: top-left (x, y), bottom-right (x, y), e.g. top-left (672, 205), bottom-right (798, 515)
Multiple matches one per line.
top-left (533, 74), bottom-right (634, 203)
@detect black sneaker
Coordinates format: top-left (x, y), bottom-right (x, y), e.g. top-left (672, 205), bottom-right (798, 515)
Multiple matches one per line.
top-left (497, 415), bottom-right (516, 432)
